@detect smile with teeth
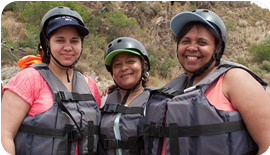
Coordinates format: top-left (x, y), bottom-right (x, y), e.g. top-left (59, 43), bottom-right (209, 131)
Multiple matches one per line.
top-left (121, 73), bottom-right (132, 78)
top-left (186, 56), bottom-right (200, 60)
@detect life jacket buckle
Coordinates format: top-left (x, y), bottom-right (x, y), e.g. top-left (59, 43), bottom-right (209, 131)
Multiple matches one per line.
top-left (58, 91), bottom-right (74, 101)
top-left (68, 129), bottom-right (83, 141)
top-left (104, 104), bottom-right (118, 112)
top-left (151, 125), bottom-right (162, 137)
top-left (103, 139), bottom-right (119, 149)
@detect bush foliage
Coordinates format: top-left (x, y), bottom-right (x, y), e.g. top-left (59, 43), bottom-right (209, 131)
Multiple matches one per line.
top-left (248, 36), bottom-right (270, 62)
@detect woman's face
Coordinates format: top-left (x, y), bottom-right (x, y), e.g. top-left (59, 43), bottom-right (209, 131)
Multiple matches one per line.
top-left (111, 52), bottom-right (143, 89)
top-left (177, 24), bottom-right (216, 75)
top-left (49, 26), bottom-right (82, 67)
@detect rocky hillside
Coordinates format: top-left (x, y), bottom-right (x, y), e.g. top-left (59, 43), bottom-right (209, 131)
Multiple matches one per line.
top-left (1, 1), bottom-right (270, 95)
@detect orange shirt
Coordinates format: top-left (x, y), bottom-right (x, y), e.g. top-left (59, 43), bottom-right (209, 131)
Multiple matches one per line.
top-left (205, 74), bottom-right (234, 112)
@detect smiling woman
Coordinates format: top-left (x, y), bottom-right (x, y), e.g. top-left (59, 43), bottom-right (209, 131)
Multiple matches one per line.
top-left (99, 37), bottom-right (155, 155)
top-left (1, 6), bottom-right (101, 155)
top-left (143, 9), bottom-right (270, 155)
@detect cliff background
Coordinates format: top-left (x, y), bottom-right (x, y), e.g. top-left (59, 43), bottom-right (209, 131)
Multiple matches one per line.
top-left (1, 1), bottom-right (270, 95)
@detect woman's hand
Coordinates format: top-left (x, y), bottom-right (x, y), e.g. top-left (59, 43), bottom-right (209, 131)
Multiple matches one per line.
top-left (102, 84), bottom-right (117, 96)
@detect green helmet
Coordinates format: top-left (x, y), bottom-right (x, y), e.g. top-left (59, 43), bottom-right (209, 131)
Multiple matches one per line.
top-left (104, 37), bottom-right (150, 73)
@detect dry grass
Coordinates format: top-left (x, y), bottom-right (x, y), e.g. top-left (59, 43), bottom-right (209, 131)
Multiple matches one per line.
top-left (1, 12), bottom-right (27, 41)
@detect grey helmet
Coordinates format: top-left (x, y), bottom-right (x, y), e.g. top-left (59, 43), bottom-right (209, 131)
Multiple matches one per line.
top-left (170, 9), bottom-right (226, 56)
top-left (104, 37), bottom-right (150, 73)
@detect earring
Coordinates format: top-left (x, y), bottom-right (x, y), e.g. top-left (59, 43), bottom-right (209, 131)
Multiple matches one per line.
top-left (142, 72), bottom-right (149, 81)
top-left (46, 49), bottom-right (50, 56)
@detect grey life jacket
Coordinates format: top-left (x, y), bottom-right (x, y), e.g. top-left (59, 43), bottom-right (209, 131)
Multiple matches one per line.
top-left (143, 60), bottom-right (267, 155)
top-left (14, 63), bottom-right (101, 155)
top-left (99, 87), bottom-right (154, 155)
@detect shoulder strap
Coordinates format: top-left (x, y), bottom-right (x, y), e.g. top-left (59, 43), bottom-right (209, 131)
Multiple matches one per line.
top-left (101, 104), bottom-right (144, 115)
top-left (218, 60), bottom-right (267, 89)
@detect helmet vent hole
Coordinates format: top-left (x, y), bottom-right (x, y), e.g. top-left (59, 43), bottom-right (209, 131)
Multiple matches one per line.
top-left (203, 10), bottom-right (209, 12)
top-left (192, 10), bottom-right (196, 12)
top-left (117, 39), bottom-right (122, 43)
top-left (108, 43), bottom-right (112, 48)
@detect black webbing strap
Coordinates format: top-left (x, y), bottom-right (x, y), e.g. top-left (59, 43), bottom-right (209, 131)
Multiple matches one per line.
top-left (101, 104), bottom-right (144, 115)
top-left (55, 91), bottom-right (97, 154)
top-left (58, 123), bottom-right (99, 155)
top-left (144, 120), bottom-right (246, 138)
top-left (158, 87), bottom-right (181, 98)
top-left (242, 149), bottom-right (258, 155)
top-left (55, 91), bottom-right (95, 102)
top-left (19, 124), bottom-right (65, 138)
top-left (87, 121), bottom-right (95, 154)
top-left (55, 92), bottom-right (84, 137)
top-left (101, 137), bottom-right (144, 154)
top-left (144, 121), bottom-right (247, 155)
top-left (169, 123), bottom-right (180, 155)
top-left (147, 122), bottom-right (156, 155)
top-left (157, 84), bottom-right (205, 98)
top-left (19, 123), bottom-right (99, 155)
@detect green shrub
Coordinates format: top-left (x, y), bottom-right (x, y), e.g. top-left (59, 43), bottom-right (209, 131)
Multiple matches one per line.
top-left (262, 61), bottom-right (270, 72)
top-left (105, 11), bottom-right (137, 27)
top-left (159, 57), bottom-right (177, 79)
top-left (13, 1), bottom-right (89, 25)
top-left (248, 37), bottom-right (270, 62)
top-left (225, 19), bottom-right (236, 31)
top-left (236, 57), bottom-right (248, 67)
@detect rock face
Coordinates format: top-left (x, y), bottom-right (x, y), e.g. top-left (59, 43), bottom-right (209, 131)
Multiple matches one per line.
top-left (1, 66), bottom-right (20, 85)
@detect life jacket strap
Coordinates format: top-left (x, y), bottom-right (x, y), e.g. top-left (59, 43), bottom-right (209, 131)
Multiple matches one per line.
top-left (19, 123), bottom-right (99, 155)
top-left (101, 136), bottom-right (144, 154)
top-left (144, 120), bottom-right (246, 138)
top-left (156, 84), bottom-right (205, 98)
top-left (19, 123), bottom-right (66, 138)
top-left (101, 104), bottom-right (144, 115)
top-left (55, 91), bottom-right (95, 102)
top-left (144, 121), bottom-right (255, 155)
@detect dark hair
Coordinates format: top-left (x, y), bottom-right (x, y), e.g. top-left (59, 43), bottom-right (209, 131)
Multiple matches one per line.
top-left (175, 22), bottom-right (222, 51)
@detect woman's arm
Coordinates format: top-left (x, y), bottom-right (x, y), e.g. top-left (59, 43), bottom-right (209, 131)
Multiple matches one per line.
top-left (1, 90), bottom-right (30, 155)
top-left (223, 68), bottom-right (270, 154)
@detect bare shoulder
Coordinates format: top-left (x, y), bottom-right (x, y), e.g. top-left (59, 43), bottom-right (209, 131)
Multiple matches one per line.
top-left (225, 68), bottom-right (252, 79)
top-left (223, 68), bottom-right (260, 86)
top-left (223, 67), bottom-right (268, 110)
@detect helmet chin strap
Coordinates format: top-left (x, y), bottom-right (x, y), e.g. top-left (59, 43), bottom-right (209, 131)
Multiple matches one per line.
top-left (187, 41), bottom-right (222, 87)
top-left (112, 68), bottom-right (145, 105)
top-left (47, 45), bottom-right (83, 83)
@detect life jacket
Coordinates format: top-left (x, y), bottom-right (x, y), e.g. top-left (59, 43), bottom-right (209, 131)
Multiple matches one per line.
top-left (14, 63), bottom-right (101, 155)
top-left (17, 54), bottom-right (42, 69)
top-left (143, 60), bottom-right (267, 155)
top-left (99, 87), bottom-right (155, 155)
